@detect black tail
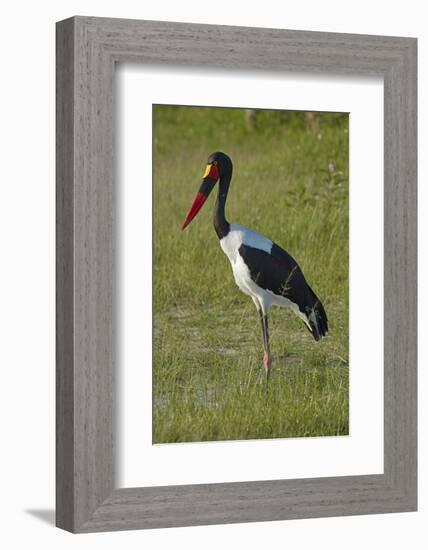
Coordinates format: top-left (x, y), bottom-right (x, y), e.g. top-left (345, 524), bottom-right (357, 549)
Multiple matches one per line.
top-left (305, 288), bottom-right (328, 341)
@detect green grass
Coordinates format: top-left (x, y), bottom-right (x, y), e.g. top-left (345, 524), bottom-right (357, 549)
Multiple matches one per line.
top-left (153, 106), bottom-right (349, 443)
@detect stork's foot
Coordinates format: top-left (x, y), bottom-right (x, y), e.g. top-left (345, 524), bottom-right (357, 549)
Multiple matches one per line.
top-left (263, 352), bottom-right (272, 380)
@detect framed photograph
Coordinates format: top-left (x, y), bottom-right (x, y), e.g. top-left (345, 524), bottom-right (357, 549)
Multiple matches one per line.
top-left (56, 16), bottom-right (417, 533)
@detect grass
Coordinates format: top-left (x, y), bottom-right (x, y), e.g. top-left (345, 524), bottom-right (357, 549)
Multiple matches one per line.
top-left (153, 105), bottom-right (349, 443)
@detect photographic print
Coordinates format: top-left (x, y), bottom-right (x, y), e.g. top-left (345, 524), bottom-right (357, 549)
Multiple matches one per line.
top-left (153, 105), bottom-right (349, 444)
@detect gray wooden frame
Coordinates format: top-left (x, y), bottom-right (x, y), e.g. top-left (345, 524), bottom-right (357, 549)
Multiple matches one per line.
top-left (56, 16), bottom-right (417, 533)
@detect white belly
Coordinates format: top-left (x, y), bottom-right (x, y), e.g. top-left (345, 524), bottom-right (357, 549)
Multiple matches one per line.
top-left (232, 253), bottom-right (275, 312)
top-left (220, 225), bottom-right (274, 313)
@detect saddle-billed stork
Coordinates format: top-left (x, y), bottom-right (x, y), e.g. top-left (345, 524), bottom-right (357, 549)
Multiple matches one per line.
top-left (182, 152), bottom-right (328, 379)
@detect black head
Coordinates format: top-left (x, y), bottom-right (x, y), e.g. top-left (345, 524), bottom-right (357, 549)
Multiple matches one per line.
top-left (181, 152), bottom-right (233, 230)
top-left (206, 151), bottom-right (233, 180)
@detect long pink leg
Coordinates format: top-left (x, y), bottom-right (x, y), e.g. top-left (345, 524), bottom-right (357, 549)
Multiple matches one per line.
top-left (259, 311), bottom-right (272, 380)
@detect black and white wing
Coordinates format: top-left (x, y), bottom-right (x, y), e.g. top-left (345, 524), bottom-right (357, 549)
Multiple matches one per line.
top-left (238, 242), bottom-right (328, 340)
